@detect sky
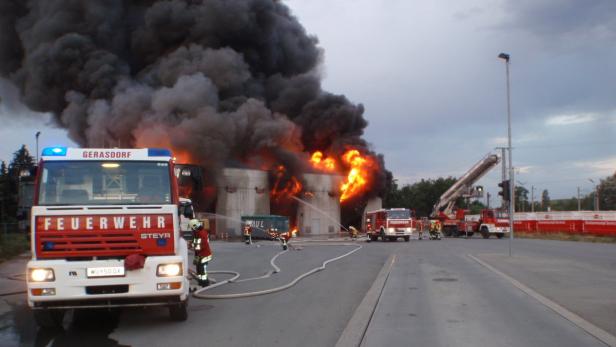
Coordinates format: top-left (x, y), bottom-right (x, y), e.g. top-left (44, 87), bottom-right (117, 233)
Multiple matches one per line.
top-left (1, 0), bottom-right (615, 201)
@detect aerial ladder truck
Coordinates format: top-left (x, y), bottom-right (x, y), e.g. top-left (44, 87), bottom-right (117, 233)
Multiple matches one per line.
top-left (430, 153), bottom-right (501, 237)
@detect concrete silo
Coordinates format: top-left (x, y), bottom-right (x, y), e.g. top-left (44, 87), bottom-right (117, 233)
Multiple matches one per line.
top-left (296, 173), bottom-right (342, 236)
top-left (215, 168), bottom-right (269, 237)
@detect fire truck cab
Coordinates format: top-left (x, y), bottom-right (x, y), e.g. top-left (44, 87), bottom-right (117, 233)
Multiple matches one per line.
top-left (27, 147), bottom-right (191, 328)
top-left (365, 208), bottom-right (415, 242)
top-left (478, 209), bottom-right (509, 239)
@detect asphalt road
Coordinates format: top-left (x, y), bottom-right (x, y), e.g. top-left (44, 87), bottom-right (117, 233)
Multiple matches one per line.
top-left (0, 237), bottom-right (614, 347)
top-left (360, 238), bottom-right (615, 347)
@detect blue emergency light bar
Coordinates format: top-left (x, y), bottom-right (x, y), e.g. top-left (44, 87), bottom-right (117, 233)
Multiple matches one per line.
top-left (147, 148), bottom-right (172, 157)
top-left (41, 147), bottom-right (67, 156)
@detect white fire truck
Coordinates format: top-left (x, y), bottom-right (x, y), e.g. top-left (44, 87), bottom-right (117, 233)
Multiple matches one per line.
top-left (26, 147), bottom-right (191, 328)
top-left (365, 208), bottom-right (415, 242)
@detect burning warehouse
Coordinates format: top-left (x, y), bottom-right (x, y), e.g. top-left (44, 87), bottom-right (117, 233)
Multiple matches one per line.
top-left (0, 0), bottom-right (390, 229)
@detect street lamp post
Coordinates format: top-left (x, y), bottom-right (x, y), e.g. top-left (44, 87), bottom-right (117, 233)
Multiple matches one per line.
top-left (35, 131), bottom-right (41, 163)
top-left (498, 52), bottom-right (514, 257)
top-left (588, 179), bottom-right (599, 211)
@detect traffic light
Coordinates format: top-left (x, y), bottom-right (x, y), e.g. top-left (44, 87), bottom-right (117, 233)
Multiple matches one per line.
top-left (498, 180), bottom-right (510, 201)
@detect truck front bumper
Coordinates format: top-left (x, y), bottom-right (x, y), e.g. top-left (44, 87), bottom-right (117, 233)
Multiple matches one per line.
top-left (27, 255), bottom-right (189, 309)
top-left (385, 227), bottom-right (414, 236)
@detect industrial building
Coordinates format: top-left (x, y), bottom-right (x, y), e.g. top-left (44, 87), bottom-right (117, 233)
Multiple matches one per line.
top-left (215, 168), bottom-right (270, 236)
top-left (212, 168), bottom-right (342, 237)
top-left (296, 173), bottom-right (343, 235)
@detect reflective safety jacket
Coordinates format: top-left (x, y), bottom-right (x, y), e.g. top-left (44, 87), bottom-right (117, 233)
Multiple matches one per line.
top-left (192, 228), bottom-right (212, 261)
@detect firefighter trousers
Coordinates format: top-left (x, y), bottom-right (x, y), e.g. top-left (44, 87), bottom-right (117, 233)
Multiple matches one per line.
top-left (194, 256), bottom-right (211, 286)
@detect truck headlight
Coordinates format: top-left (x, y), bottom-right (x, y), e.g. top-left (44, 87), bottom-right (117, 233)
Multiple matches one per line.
top-left (29, 268), bottom-right (55, 282)
top-left (157, 263), bottom-right (182, 277)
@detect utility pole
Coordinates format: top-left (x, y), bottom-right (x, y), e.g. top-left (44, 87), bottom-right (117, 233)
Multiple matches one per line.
top-left (531, 185), bottom-right (535, 212)
top-left (577, 187), bottom-right (581, 211)
top-left (589, 179), bottom-right (599, 211)
top-left (486, 192), bottom-right (491, 208)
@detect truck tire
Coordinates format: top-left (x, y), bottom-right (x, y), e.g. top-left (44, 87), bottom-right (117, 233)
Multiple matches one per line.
top-left (404, 236), bottom-right (410, 242)
top-left (496, 233), bottom-right (504, 239)
top-left (389, 237), bottom-right (397, 242)
top-left (33, 309), bottom-right (65, 329)
top-left (466, 232), bottom-right (474, 238)
top-left (369, 235), bottom-right (378, 242)
top-left (169, 300), bottom-right (188, 321)
top-left (443, 226), bottom-right (455, 237)
top-left (480, 227), bottom-right (489, 239)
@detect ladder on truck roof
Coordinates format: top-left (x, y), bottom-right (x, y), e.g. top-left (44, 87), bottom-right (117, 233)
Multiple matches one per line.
top-left (430, 153), bottom-right (500, 218)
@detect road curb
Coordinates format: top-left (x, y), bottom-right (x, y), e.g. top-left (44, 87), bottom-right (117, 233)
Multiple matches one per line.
top-left (468, 254), bottom-right (616, 347)
top-left (335, 253), bottom-right (396, 347)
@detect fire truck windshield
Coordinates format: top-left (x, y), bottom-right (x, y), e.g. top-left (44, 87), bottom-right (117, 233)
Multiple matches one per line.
top-left (37, 161), bottom-right (172, 206)
top-left (387, 210), bottom-right (411, 219)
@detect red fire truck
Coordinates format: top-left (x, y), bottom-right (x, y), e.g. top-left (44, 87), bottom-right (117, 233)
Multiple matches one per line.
top-left (26, 147), bottom-right (191, 328)
top-left (441, 209), bottom-right (509, 238)
top-left (365, 208), bottom-right (415, 242)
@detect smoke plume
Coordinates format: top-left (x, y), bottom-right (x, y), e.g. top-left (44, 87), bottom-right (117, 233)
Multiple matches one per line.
top-left (0, 0), bottom-right (387, 202)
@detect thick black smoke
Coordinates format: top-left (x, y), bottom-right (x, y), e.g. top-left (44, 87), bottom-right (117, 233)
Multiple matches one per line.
top-left (0, 0), bottom-right (387, 200)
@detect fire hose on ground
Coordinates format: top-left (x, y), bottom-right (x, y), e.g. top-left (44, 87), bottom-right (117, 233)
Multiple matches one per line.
top-left (0, 240), bottom-right (363, 299)
top-left (190, 241), bottom-right (363, 300)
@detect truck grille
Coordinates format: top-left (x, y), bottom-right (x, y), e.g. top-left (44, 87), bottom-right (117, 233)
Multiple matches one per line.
top-left (36, 230), bottom-right (142, 259)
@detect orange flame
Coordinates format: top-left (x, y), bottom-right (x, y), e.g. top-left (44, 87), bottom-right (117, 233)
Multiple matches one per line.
top-left (271, 165), bottom-right (302, 201)
top-left (310, 151), bottom-right (337, 172)
top-left (291, 227), bottom-right (298, 237)
top-left (339, 149), bottom-right (374, 202)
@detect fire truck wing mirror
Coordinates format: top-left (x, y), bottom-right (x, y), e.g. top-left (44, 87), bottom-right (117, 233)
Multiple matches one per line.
top-left (182, 206), bottom-right (194, 219)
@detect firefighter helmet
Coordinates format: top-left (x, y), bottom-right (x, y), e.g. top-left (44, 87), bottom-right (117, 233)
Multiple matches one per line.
top-left (188, 219), bottom-right (203, 231)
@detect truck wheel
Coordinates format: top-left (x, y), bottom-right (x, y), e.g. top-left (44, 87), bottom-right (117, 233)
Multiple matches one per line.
top-left (466, 232), bottom-right (474, 238)
top-left (481, 227), bottom-right (489, 239)
top-left (389, 237), bottom-right (397, 242)
top-left (33, 309), bottom-right (65, 329)
top-left (169, 300), bottom-right (188, 321)
top-left (496, 233), bottom-right (504, 239)
top-left (369, 235), bottom-right (378, 242)
top-left (404, 236), bottom-right (410, 242)
top-left (442, 227), bottom-right (454, 237)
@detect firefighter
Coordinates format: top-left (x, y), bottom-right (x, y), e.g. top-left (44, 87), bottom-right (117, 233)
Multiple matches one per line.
top-left (348, 226), bottom-right (359, 239)
top-left (279, 230), bottom-right (291, 250)
top-left (269, 229), bottom-right (290, 250)
top-left (189, 219), bottom-right (212, 287)
top-left (243, 224), bottom-right (252, 245)
top-left (429, 220), bottom-right (442, 240)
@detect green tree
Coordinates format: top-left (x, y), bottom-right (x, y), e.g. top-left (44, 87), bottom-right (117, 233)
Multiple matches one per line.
top-left (0, 161), bottom-right (9, 222)
top-left (541, 189), bottom-right (550, 211)
top-left (0, 145), bottom-right (36, 223)
top-left (384, 176), bottom-right (460, 217)
top-left (8, 145), bottom-right (35, 179)
top-left (597, 172), bottom-right (616, 210)
top-left (468, 200), bottom-right (486, 214)
top-left (514, 186), bottom-right (529, 212)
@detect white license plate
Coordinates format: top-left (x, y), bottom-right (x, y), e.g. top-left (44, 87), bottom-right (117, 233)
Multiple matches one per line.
top-left (87, 266), bottom-right (125, 278)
